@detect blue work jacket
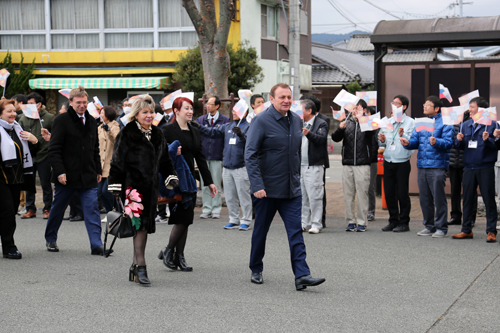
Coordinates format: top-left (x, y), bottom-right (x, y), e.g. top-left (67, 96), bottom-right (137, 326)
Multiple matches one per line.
top-left (199, 118), bottom-right (250, 170)
top-left (245, 105), bottom-right (302, 199)
top-left (454, 119), bottom-right (499, 169)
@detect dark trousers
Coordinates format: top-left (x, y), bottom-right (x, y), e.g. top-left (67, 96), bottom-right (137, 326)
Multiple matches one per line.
top-left (449, 166), bottom-right (477, 223)
top-left (384, 161), bottom-right (411, 226)
top-left (250, 195), bottom-right (310, 279)
top-left (25, 159), bottom-right (53, 212)
top-left (462, 167), bottom-right (497, 235)
top-left (418, 168), bottom-right (448, 233)
top-left (321, 167), bottom-right (327, 228)
top-left (69, 192), bottom-right (83, 217)
top-left (45, 183), bottom-right (103, 250)
top-left (0, 182), bottom-right (21, 254)
top-left (97, 178), bottom-right (114, 212)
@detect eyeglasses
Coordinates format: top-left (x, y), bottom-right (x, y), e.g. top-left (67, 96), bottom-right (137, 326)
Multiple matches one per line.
top-left (391, 102), bottom-right (402, 106)
top-left (423, 104), bottom-right (434, 108)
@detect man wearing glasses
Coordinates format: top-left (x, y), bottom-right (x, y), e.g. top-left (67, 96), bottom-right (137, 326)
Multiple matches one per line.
top-left (44, 86), bottom-right (107, 255)
top-left (378, 95), bottom-right (415, 232)
top-left (400, 96), bottom-right (454, 238)
top-left (196, 96), bottom-right (229, 219)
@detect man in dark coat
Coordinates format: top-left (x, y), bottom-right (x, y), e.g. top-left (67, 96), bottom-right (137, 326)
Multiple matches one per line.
top-left (44, 86), bottom-right (107, 255)
top-left (245, 83), bottom-right (325, 291)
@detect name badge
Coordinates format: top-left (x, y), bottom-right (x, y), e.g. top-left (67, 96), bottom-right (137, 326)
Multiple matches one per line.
top-left (388, 143), bottom-right (396, 151)
top-left (229, 138), bottom-right (237, 145)
top-left (468, 140), bottom-right (477, 149)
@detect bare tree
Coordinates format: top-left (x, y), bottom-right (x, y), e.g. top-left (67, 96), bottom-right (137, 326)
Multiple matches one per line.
top-left (182, 0), bottom-right (236, 100)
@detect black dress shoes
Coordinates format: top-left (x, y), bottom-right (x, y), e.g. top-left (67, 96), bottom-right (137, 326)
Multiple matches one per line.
top-left (91, 246), bottom-right (113, 256)
top-left (3, 250), bottom-right (22, 259)
top-left (295, 275), bottom-right (326, 291)
top-left (46, 242), bottom-right (59, 252)
top-left (393, 225), bottom-right (410, 232)
top-left (63, 215), bottom-right (73, 221)
top-left (70, 215), bottom-right (84, 222)
top-left (382, 223), bottom-right (397, 232)
top-left (175, 253), bottom-right (193, 272)
top-left (251, 272), bottom-right (263, 284)
top-left (158, 246), bottom-right (177, 270)
top-left (448, 218), bottom-right (461, 225)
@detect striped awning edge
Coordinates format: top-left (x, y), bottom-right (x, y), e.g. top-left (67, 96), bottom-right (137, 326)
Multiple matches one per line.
top-left (29, 77), bottom-right (171, 90)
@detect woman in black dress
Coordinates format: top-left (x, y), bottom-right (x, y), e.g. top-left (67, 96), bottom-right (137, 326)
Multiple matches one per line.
top-left (159, 97), bottom-right (217, 271)
top-left (108, 94), bottom-right (178, 286)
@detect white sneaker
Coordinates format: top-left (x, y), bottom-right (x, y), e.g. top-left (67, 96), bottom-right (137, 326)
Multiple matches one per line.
top-left (101, 216), bottom-right (107, 223)
top-left (432, 230), bottom-right (447, 238)
top-left (200, 213), bottom-right (212, 219)
top-left (165, 206), bottom-right (170, 218)
top-left (417, 229), bottom-right (432, 236)
top-left (497, 224), bottom-right (500, 230)
top-left (308, 227), bottom-right (322, 234)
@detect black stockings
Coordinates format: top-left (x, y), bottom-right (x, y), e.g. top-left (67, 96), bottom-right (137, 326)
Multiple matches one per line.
top-left (133, 230), bottom-right (148, 266)
top-left (168, 224), bottom-right (189, 254)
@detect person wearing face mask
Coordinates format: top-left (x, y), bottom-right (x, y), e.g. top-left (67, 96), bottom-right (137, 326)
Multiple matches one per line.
top-left (117, 98), bottom-right (132, 130)
top-left (331, 99), bottom-right (378, 232)
top-left (108, 94), bottom-right (178, 286)
top-left (159, 97), bottom-right (217, 273)
top-left (0, 99), bottom-right (38, 259)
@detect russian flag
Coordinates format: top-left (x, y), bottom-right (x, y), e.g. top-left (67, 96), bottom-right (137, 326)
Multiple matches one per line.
top-left (58, 89), bottom-right (71, 99)
top-left (232, 99), bottom-right (249, 119)
top-left (415, 117), bottom-right (435, 133)
top-left (439, 84), bottom-right (453, 103)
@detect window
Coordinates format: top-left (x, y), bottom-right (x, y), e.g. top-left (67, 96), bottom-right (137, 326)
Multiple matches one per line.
top-left (159, 32), bottom-right (198, 48)
top-left (158, 0), bottom-right (193, 28)
top-left (51, 0), bottom-right (98, 30)
top-left (261, 5), bottom-right (276, 39)
top-left (105, 0), bottom-right (153, 29)
top-left (0, 0), bottom-right (45, 49)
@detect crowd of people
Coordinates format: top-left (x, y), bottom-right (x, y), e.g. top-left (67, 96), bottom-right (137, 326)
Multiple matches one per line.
top-left (1, 83), bottom-right (498, 290)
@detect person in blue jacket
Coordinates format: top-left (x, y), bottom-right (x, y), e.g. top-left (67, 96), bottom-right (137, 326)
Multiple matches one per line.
top-left (451, 97), bottom-right (500, 243)
top-left (401, 95), bottom-right (454, 238)
top-left (199, 106), bottom-right (252, 231)
top-left (245, 83), bottom-right (325, 291)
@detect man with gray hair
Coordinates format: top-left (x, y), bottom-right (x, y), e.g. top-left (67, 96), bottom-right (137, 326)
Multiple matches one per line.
top-left (300, 99), bottom-right (328, 234)
top-left (45, 86), bottom-right (108, 255)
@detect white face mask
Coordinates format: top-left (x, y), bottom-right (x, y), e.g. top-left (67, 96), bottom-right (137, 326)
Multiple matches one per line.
top-left (123, 106), bottom-right (132, 114)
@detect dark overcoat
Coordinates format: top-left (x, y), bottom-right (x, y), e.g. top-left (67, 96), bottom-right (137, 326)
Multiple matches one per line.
top-left (108, 121), bottom-right (177, 233)
top-left (49, 106), bottom-right (102, 189)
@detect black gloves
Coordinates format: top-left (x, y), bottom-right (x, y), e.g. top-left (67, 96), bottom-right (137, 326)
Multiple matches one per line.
top-left (232, 127), bottom-right (243, 137)
top-left (102, 124), bottom-right (110, 132)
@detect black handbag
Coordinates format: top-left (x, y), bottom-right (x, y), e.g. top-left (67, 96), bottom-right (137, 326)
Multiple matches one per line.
top-left (103, 197), bottom-right (137, 257)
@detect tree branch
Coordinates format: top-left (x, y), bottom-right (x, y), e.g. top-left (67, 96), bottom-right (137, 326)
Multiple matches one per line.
top-left (183, 0), bottom-right (216, 43)
top-left (215, 0), bottom-right (235, 46)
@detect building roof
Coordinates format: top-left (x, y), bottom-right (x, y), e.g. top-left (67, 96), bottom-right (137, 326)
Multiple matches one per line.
top-left (471, 45), bottom-right (500, 57)
top-left (311, 42), bottom-right (373, 85)
top-left (346, 34), bottom-right (374, 52)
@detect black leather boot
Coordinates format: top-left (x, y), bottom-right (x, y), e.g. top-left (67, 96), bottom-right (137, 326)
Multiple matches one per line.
top-left (175, 253), bottom-right (193, 272)
top-left (135, 265), bottom-right (151, 286)
top-left (158, 247), bottom-right (177, 270)
top-left (129, 264), bottom-right (136, 282)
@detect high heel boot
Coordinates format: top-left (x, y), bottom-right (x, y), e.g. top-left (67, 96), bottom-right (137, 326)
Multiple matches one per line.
top-left (175, 253), bottom-right (193, 272)
top-left (135, 265), bottom-right (151, 286)
top-left (158, 246), bottom-right (177, 270)
top-left (129, 264), bottom-right (136, 281)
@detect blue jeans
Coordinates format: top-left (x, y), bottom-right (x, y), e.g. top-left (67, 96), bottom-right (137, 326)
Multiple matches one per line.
top-left (250, 195), bottom-right (310, 279)
top-left (45, 183), bottom-right (103, 250)
top-left (97, 178), bottom-right (114, 212)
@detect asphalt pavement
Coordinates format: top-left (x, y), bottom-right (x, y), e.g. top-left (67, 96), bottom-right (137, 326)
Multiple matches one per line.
top-left (2, 208), bottom-right (500, 332)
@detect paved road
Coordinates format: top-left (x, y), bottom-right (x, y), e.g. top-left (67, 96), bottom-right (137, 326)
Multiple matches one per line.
top-left (2, 208), bottom-right (500, 332)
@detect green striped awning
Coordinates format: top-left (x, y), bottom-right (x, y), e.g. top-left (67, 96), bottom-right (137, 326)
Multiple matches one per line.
top-left (29, 77), bottom-right (170, 90)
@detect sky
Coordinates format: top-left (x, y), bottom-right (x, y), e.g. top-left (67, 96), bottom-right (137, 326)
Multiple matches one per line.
top-left (311, 0), bottom-right (500, 34)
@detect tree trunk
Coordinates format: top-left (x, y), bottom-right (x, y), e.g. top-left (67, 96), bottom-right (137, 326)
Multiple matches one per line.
top-left (182, 0), bottom-right (235, 113)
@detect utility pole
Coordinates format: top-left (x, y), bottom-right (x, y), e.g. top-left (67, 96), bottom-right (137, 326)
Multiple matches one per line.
top-left (289, 0), bottom-right (300, 100)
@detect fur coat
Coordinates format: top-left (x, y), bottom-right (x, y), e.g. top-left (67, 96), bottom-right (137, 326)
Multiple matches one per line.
top-left (108, 121), bottom-right (177, 233)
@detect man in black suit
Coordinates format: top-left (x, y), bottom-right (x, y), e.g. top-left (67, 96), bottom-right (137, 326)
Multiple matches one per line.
top-left (44, 86), bottom-right (107, 255)
top-left (300, 100), bottom-right (329, 234)
top-left (300, 95), bottom-right (330, 228)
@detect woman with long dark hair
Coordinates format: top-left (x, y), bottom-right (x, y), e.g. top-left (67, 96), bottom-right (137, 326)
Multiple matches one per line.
top-left (159, 97), bottom-right (217, 271)
top-left (108, 95), bottom-right (178, 286)
top-left (0, 99), bottom-right (38, 259)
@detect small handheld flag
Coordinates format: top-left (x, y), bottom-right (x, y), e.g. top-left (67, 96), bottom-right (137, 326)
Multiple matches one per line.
top-left (238, 90), bottom-right (252, 104)
top-left (439, 84), bottom-right (453, 103)
top-left (441, 105), bottom-right (467, 125)
top-left (415, 117), bottom-right (435, 133)
top-left (161, 89), bottom-right (182, 110)
top-left (93, 97), bottom-right (104, 111)
top-left (20, 104), bottom-right (39, 119)
top-left (0, 68), bottom-right (10, 97)
top-left (332, 106), bottom-right (346, 121)
top-left (128, 95), bottom-right (140, 104)
top-left (392, 104), bottom-right (403, 123)
top-left (475, 107), bottom-right (497, 125)
top-left (87, 102), bottom-right (101, 119)
top-left (359, 112), bottom-right (381, 132)
top-left (459, 90), bottom-right (479, 106)
top-left (58, 89), bottom-right (71, 99)
top-left (253, 101), bottom-right (271, 115)
top-left (379, 116), bottom-right (394, 130)
top-left (152, 113), bottom-right (164, 126)
top-left (356, 91), bottom-right (377, 106)
top-left (333, 89), bottom-right (360, 112)
top-left (232, 99), bottom-right (249, 119)
top-left (290, 101), bottom-right (303, 119)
